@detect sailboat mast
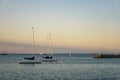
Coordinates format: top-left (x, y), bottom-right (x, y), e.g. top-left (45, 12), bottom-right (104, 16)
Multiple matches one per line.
top-left (49, 33), bottom-right (52, 55)
top-left (32, 27), bottom-right (35, 54)
top-left (47, 36), bottom-right (50, 54)
top-left (47, 33), bottom-right (53, 55)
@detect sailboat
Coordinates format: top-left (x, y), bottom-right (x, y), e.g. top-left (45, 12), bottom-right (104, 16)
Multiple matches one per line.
top-left (19, 27), bottom-right (41, 64)
top-left (24, 27), bottom-right (35, 60)
top-left (40, 33), bottom-right (57, 62)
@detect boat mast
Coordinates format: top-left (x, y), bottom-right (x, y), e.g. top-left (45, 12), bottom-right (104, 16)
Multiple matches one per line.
top-left (47, 33), bottom-right (53, 56)
top-left (32, 27), bottom-right (35, 54)
top-left (49, 33), bottom-right (52, 56)
top-left (47, 35), bottom-right (50, 55)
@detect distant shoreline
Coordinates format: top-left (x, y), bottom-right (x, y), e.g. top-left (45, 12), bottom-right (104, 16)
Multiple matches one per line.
top-left (0, 53), bottom-right (120, 55)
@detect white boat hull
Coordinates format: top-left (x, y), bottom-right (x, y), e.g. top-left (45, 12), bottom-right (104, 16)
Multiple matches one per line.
top-left (19, 59), bottom-right (58, 64)
top-left (19, 60), bottom-right (41, 64)
top-left (40, 59), bottom-right (57, 62)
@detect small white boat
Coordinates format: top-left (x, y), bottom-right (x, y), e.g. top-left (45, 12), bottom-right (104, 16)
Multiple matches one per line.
top-left (19, 27), bottom-right (42, 64)
top-left (40, 58), bottom-right (57, 62)
top-left (19, 60), bottom-right (41, 64)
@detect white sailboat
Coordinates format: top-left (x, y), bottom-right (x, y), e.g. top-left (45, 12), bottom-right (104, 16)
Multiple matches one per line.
top-left (40, 33), bottom-right (57, 62)
top-left (19, 27), bottom-right (41, 64)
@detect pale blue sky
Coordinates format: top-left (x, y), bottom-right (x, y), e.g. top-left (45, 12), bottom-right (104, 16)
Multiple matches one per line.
top-left (0, 0), bottom-right (120, 53)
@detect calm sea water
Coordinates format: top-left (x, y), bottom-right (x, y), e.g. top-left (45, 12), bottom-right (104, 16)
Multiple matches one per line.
top-left (0, 53), bottom-right (120, 80)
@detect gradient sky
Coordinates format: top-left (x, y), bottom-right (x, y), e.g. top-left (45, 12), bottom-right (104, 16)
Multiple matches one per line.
top-left (0, 0), bottom-right (120, 53)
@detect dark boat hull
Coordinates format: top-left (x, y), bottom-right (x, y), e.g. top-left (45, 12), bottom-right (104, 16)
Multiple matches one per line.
top-left (42, 56), bottom-right (53, 59)
top-left (24, 57), bottom-right (35, 60)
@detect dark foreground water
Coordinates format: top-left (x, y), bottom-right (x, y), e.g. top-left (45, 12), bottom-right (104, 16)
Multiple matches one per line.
top-left (0, 54), bottom-right (120, 80)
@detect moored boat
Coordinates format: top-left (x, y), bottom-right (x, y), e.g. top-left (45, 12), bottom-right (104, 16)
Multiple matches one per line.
top-left (40, 33), bottom-right (58, 62)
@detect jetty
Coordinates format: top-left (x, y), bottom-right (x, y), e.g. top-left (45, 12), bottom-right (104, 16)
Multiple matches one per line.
top-left (93, 54), bottom-right (120, 58)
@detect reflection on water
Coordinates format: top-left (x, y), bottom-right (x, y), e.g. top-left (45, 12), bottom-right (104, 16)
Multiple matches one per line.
top-left (0, 54), bottom-right (120, 80)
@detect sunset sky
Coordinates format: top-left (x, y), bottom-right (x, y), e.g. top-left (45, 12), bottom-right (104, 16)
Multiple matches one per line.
top-left (0, 0), bottom-right (120, 53)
